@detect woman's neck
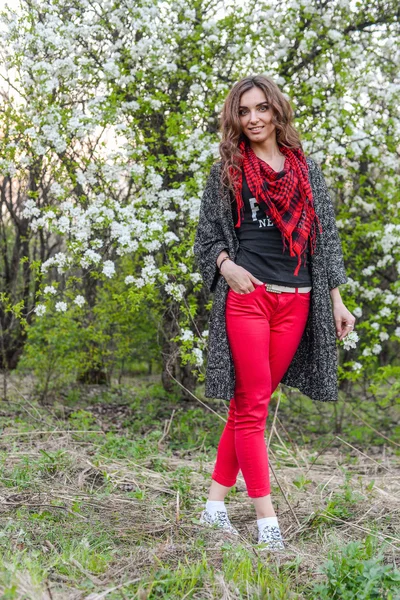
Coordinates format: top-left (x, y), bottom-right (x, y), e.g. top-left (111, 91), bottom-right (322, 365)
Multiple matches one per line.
top-left (249, 138), bottom-right (284, 162)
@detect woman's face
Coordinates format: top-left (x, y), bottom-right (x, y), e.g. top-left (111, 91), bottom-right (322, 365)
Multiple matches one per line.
top-left (238, 87), bottom-right (275, 143)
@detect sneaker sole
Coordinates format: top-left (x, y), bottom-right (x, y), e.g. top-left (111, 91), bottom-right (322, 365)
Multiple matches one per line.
top-left (256, 541), bottom-right (286, 552)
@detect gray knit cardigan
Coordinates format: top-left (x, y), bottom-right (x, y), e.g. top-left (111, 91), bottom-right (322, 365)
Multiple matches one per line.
top-left (193, 157), bottom-right (348, 402)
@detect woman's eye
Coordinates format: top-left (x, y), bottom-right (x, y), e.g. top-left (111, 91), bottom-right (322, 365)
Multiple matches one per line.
top-left (239, 105), bottom-right (269, 116)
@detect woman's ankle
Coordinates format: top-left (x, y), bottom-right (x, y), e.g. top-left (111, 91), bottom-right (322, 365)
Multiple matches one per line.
top-left (252, 493), bottom-right (276, 519)
top-left (255, 509), bottom-right (276, 519)
top-left (208, 479), bottom-right (231, 502)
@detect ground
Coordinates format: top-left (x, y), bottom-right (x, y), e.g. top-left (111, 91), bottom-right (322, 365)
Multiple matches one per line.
top-left (0, 373), bottom-right (399, 599)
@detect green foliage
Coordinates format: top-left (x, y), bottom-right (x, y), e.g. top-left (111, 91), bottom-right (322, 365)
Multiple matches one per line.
top-left (97, 382), bottom-right (226, 451)
top-left (221, 544), bottom-right (295, 598)
top-left (278, 389), bottom-right (398, 449)
top-left (15, 307), bottom-right (88, 402)
top-left (168, 407), bottom-right (224, 451)
top-left (68, 408), bottom-right (99, 430)
top-left (16, 271), bottom-right (161, 400)
top-left (306, 472), bottom-right (366, 532)
top-left (95, 430), bottom-right (160, 461)
top-left (292, 474), bottom-right (313, 490)
top-left (310, 536), bottom-right (400, 599)
top-left (0, 0), bottom-right (397, 410)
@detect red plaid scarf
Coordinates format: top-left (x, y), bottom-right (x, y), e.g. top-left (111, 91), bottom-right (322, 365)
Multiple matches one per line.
top-left (231, 139), bottom-right (323, 276)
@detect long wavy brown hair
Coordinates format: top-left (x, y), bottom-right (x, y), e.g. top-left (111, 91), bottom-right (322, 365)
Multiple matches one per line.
top-left (218, 75), bottom-right (303, 199)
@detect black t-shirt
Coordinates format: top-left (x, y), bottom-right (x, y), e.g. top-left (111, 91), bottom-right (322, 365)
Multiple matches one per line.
top-left (232, 172), bottom-right (312, 287)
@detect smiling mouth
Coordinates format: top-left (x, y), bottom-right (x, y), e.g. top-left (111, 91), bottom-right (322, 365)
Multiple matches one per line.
top-left (249, 126), bottom-right (264, 132)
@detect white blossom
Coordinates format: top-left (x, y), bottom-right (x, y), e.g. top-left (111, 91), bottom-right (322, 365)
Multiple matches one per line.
top-left (50, 182), bottom-right (64, 197)
top-left (55, 301), bottom-right (67, 312)
top-left (57, 216), bottom-right (70, 233)
top-left (34, 304), bottom-right (47, 316)
top-left (181, 329), bottom-right (194, 341)
top-left (342, 330), bottom-right (359, 350)
top-left (178, 262), bottom-right (188, 274)
top-left (192, 347), bottom-right (203, 366)
top-left (362, 265), bottom-right (375, 276)
top-left (190, 273), bottom-right (202, 284)
top-left (43, 285), bottom-right (57, 295)
top-left (383, 293), bottom-right (396, 305)
top-left (165, 282), bottom-right (185, 301)
top-left (135, 277), bottom-right (146, 288)
top-left (102, 260), bottom-right (115, 278)
top-left (74, 295), bottom-right (85, 307)
top-left (164, 232), bottom-right (180, 244)
top-left (22, 199), bottom-right (41, 218)
top-left (81, 250), bottom-right (102, 268)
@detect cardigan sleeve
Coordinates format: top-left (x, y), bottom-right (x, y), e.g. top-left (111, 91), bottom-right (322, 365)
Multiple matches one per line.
top-left (312, 160), bottom-right (348, 290)
top-left (193, 163), bottom-right (229, 293)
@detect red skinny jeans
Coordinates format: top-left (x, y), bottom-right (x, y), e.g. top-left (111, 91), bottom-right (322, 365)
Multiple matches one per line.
top-left (211, 283), bottom-right (311, 498)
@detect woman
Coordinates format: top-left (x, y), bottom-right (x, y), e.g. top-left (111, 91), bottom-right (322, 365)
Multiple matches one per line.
top-left (193, 75), bottom-right (356, 550)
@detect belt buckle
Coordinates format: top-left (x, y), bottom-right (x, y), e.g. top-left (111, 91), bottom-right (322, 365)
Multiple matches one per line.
top-left (265, 283), bottom-right (282, 294)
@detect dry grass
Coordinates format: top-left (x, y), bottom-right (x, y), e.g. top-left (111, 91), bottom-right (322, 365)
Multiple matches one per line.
top-left (0, 375), bottom-right (399, 598)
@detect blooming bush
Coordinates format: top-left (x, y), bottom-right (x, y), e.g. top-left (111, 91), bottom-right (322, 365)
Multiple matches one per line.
top-left (0, 0), bottom-right (398, 403)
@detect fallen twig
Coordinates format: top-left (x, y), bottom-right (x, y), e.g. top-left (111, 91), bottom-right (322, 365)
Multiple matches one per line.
top-left (320, 511), bottom-right (400, 549)
top-left (336, 436), bottom-right (392, 473)
top-left (268, 452), bottom-right (301, 527)
top-left (267, 387), bottom-right (282, 449)
top-left (1, 429), bottom-right (105, 437)
top-left (0, 501), bottom-right (88, 520)
top-left (158, 409), bottom-right (176, 449)
top-left (304, 437), bottom-right (336, 475)
top-left (349, 408), bottom-right (400, 448)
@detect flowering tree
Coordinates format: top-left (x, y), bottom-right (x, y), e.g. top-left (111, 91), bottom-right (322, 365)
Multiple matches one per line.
top-left (0, 0), bottom-right (399, 402)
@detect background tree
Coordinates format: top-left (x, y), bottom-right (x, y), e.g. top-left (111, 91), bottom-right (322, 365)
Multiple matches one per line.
top-left (0, 0), bottom-right (398, 408)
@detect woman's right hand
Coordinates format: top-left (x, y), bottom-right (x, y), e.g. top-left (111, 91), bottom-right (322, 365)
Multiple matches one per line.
top-left (220, 261), bottom-right (264, 294)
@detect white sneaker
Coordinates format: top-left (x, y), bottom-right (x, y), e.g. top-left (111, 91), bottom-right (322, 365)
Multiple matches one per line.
top-left (199, 509), bottom-right (239, 536)
top-left (257, 523), bottom-right (285, 551)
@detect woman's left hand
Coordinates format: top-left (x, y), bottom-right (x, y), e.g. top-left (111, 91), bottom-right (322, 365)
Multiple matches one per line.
top-left (332, 301), bottom-right (356, 341)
